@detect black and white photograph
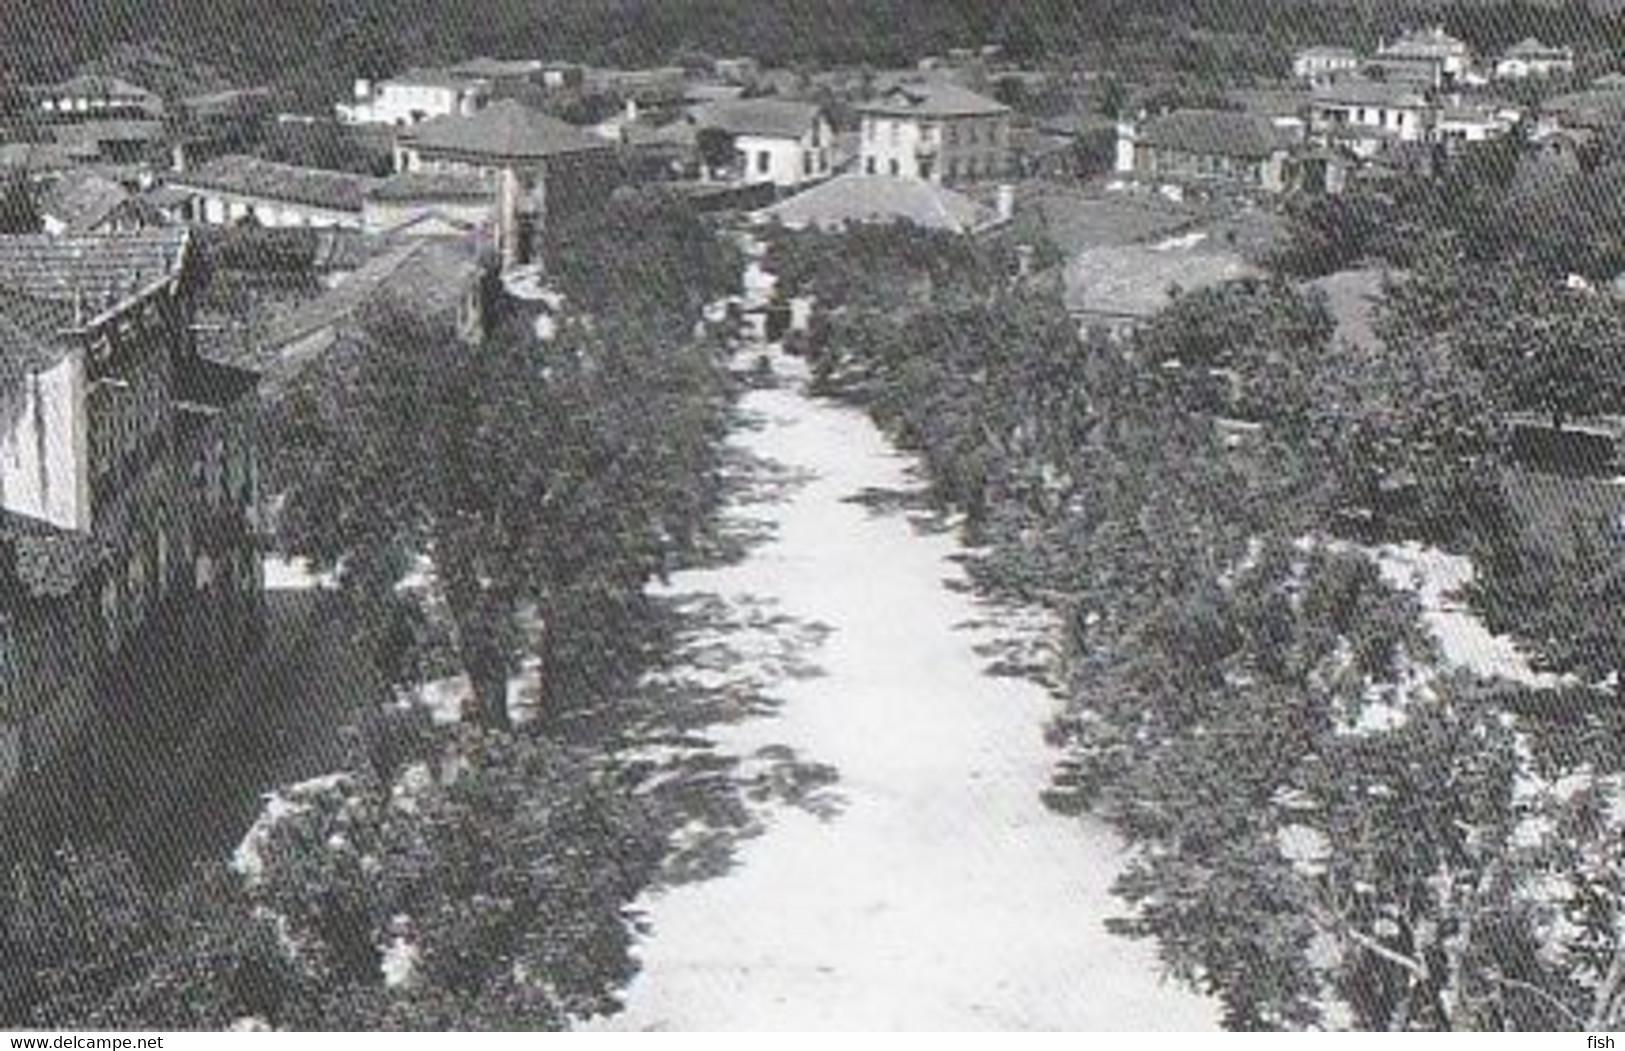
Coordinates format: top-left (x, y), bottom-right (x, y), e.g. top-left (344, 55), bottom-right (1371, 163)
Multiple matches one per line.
top-left (1, 0), bottom-right (1623, 1034)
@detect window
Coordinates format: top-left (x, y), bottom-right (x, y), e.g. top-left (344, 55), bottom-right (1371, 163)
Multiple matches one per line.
top-left (888, 121), bottom-right (900, 146)
top-left (865, 157), bottom-right (877, 174)
top-left (756, 150), bottom-right (771, 174)
top-left (865, 119), bottom-right (877, 142)
top-left (101, 578), bottom-right (119, 652)
top-left (946, 122), bottom-right (959, 146)
top-left (803, 150), bottom-right (814, 176)
top-left (888, 158), bottom-right (900, 176)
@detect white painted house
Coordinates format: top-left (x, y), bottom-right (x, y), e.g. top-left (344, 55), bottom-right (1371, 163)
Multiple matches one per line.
top-left (1309, 78), bottom-right (1434, 145)
top-left (691, 99), bottom-right (833, 188)
top-left (857, 81), bottom-right (1011, 185)
top-left (1495, 38), bottom-right (1576, 80)
top-left (336, 68), bottom-right (491, 127)
top-left (1292, 46), bottom-right (1361, 84)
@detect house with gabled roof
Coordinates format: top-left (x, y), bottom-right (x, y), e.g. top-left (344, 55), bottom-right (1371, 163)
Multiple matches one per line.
top-left (690, 98), bottom-right (833, 187)
top-left (856, 81), bottom-right (1011, 184)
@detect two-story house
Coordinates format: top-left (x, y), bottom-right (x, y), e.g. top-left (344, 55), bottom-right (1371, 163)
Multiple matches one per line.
top-left (0, 229), bottom-right (261, 801)
top-left (337, 68), bottom-right (491, 127)
top-left (1372, 26), bottom-right (1474, 88)
top-left (691, 99), bottom-right (833, 188)
top-left (393, 99), bottom-right (620, 268)
top-left (1309, 78), bottom-right (1434, 154)
top-left (857, 81), bottom-right (1011, 184)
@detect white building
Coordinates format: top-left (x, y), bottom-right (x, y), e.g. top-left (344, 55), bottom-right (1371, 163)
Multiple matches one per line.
top-left (1292, 47), bottom-right (1361, 84)
top-left (336, 69), bottom-right (491, 126)
top-left (1375, 26), bottom-right (1474, 85)
top-left (1434, 103), bottom-right (1520, 146)
top-left (1309, 78), bottom-right (1434, 146)
top-left (1495, 38), bottom-right (1576, 80)
top-left (856, 81), bottom-right (1011, 185)
top-left (691, 98), bottom-right (833, 188)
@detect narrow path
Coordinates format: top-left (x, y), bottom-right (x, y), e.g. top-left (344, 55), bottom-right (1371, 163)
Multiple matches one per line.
top-left (601, 353), bottom-right (1216, 1030)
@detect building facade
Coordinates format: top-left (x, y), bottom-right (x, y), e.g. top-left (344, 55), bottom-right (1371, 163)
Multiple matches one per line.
top-left (394, 100), bottom-right (620, 268)
top-left (692, 99), bottom-right (833, 188)
top-left (0, 230), bottom-right (261, 802)
top-left (1292, 47), bottom-right (1361, 85)
top-left (1309, 79), bottom-right (1434, 147)
top-left (1116, 109), bottom-right (1298, 194)
top-left (1495, 39), bottom-right (1576, 80)
top-left (857, 82), bottom-right (1011, 184)
top-left (337, 69), bottom-right (491, 127)
top-left (168, 155), bottom-right (380, 229)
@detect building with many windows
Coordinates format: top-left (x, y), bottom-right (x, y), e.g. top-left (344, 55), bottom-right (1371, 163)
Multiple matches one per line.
top-left (0, 229), bottom-right (261, 801)
top-left (337, 68), bottom-right (492, 126)
top-left (856, 81), bottom-right (1010, 184)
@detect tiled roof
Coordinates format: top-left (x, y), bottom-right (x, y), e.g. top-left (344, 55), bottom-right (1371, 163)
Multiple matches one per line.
top-left (1138, 109), bottom-right (1293, 160)
top-left (857, 81), bottom-right (1010, 119)
top-left (173, 155), bottom-right (381, 213)
top-left (400, 99), bottom-right (612, 161)
top-left (1297, 46), bottom-right (1359, 59)
top-left (49, 119), bottom-right (167, 146)
top-left (754, 174), bottom-right (996, 234)
top-left (1312, 78), bottom-right (1429, 108)
top-left (0, 230), bottom-right (188, 312)
top-left (1380, 28), bottom-right (1470, 58)
top-left (39, 171), bottom-right (135, 233)
top-left (261, 238), bottom-right (481, 357)
top-left (0, 142), bottom-right (84, 172)
top-left (386, 67), bottom-right (488, 91)
top-left (1063, 244), bottom-right (1258, 319)
top-left (692, 98), bottom-right (822, 140)
top-left (367, 169), bottom-right (496, 202)
top-left (33, 74), bottom-right (159, 104)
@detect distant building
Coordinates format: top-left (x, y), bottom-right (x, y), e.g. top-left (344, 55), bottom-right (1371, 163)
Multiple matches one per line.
top-left (393, 99), bottom-right (620, 267)
top-left (1434, 103), bottom-right (1519, 148)
top-left (1495, 38), bottom-right (1576, 80)
top-left (337, 69), bottom-right (491, 127)
top-left (0, 229), bottom-right (261, 799)
top-left (1116, 109), bottom-right (1300, 195)
top-left (857, 81), bottom-right (1011, 184)
top-left (1373, 26), bottom-right (1473, 88)
top-left (1063, 243), bottom-right (1258, 338)
top-left (1292, 46), bottom-right (1361, 85)
top-left (752, 173), bottom-right (1009, 234)
top-left (168, 155), bottom-right (381, 229)
top-left (39, 170), bottom-right (162, 235)
top-left (1309, 78), bottom-right (1434, 151)
top-left (28, 74), bottom-right (163, 120)
top-left (713, 57), bottom-right (761, 85)
top-left (691, 99), bottom-right (833, 188)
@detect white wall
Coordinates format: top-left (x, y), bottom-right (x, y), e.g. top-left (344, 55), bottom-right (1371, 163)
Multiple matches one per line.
top-left (860, 116), bottom-right (930, 179)
top-left (735, 129), bottom-right (832, 188)
top-left (0, 352), bottom-right (89, 533)
top-left (338, 81), bottom-right (484, 126)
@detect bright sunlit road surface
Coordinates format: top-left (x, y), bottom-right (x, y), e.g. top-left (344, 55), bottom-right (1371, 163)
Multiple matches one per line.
top-left (595, 338), bottom-right (1218, 1030)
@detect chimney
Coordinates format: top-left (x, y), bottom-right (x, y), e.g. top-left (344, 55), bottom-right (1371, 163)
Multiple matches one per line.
top-left (996, 183), bottom-right (1015, 223)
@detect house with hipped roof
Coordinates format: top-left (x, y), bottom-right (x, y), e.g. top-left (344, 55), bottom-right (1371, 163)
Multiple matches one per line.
top-left (0, 229), bottom-right (261, 801)
top-left (393, 99), bottom-right (620, 267)
top-left (751, 173), bottom-right (1009, 234)
top-left (857, 81), bottom-right (1011, 184)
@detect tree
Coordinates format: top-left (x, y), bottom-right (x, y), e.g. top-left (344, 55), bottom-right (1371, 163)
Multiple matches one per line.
top-left (0, 170), bottom-right (40, 235)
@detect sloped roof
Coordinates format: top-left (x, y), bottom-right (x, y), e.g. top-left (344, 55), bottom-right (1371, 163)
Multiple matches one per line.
top-left (33, 74), bottom-right (159, 104)
top-left (1297, 46), bottom-right (1359, 59)
top-left (1379, 27), bottom-right (1471, 58)
top-left (449, 57), bottom-right (543, 80)
top-left (387, 67), bottom-right (487, 91)
top-left (0, 142), bottom-right (83, 172)
top-left (1138, 109), bottom-right (1293, 160)
top-left (0, 229), bottom-right (188, 311)
top-left (692, 98), bottom-right (822, 139)
top-left (49, 119), bottom-right (166, 146)
top-left (261, 238), bottom-right (481, 356)
top-left (1504, 37), bottom-right (1572, 59)
top-left (401, 99), bottom-right (611, 161)
top-left (857, 81), bottom-right (1009, 119)
top-left (39, 171), bottom-right (135, 232)
top-left (173, 155), bottom-right (381, 212)
top-left (1312, 78), bottom-right (1429, 108)
top-left (754, 174), bottom-right (996, 234)
top-left (1063, 244), bottom-right (1258, 319)
top-left (367, 169), bottom-right (496, 202)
